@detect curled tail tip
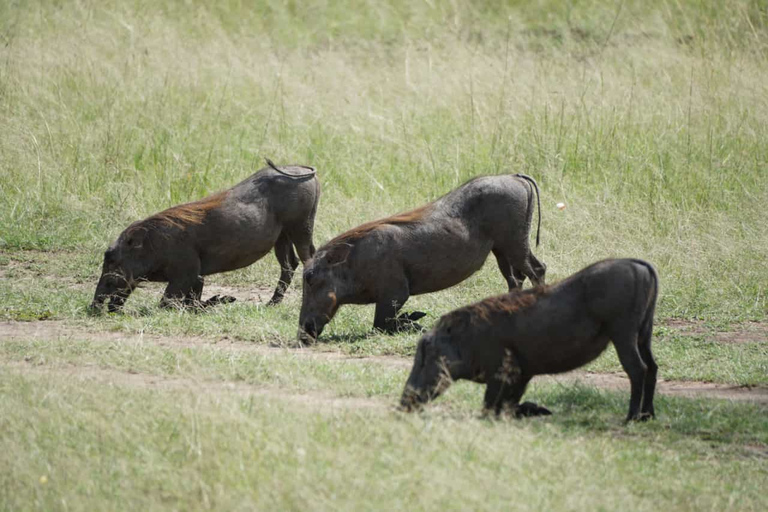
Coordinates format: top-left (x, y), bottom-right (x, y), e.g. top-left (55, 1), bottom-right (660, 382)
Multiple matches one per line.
top-left (265, 158), bottom-right (317, 178)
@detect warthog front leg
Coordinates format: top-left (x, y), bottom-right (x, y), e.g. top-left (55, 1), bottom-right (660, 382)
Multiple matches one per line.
top-left (373, 279), bottom-right (426, 333)
top-left (395, 311), bottom-right (427, 331)
top-left (374, 301), bottom-right (426, 334)
top-left (161, 267), bottom-right (235, 311)
top-left (161, 275), bottom-right (202, 309)
top-left (374, 296), bottom-right (405, 333)
top-left (514, 401), bottom-right (552, 418)
top-left (200, 294), bottom-right (236, 309)
top-left (483, 349), bottom-right (537, 417)
top-left (104, 282), bottom-right (134, 313)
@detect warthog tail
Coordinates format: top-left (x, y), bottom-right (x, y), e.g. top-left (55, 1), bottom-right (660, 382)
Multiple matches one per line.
top-left (514, 174), bottom-right (541, 247)
top-left (630, 259), bottom-right (659, 342)
top-left (266, 158), bottom-right (317, 178)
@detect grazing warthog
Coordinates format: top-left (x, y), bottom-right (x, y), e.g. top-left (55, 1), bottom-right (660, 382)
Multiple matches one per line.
top-left (90, 159), bottom-right (320, 313)
top-left (298, 174), bottom-right (545, 343)
top-left (400, 259), bottom-right (659, 422)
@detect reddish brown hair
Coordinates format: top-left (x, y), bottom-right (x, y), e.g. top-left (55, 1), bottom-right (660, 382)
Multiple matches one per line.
top-left (328, 204), bottom-right (433, 246)
top-left (147, 191), bottom-right (229, 230)
top-left (326, 176), bottom-right (493, 247)
top-left (440, 286), bottom-right (550, 329)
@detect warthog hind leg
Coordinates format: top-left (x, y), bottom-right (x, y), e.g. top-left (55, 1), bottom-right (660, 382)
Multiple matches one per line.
top-left (287, 223), bottom-right (316, 263)
top-left (637, 321), bottom-right (658, 420)
top-left (493, 248), bottom-right (522, 291)
top-left (493, 247), bottom-right (546, 290)
top-left (268, 232), bottom-right (300, 306)
top-left (528, 253), bottom-right (547, 285)
top-left (611, 326), bottom-right (648, 422)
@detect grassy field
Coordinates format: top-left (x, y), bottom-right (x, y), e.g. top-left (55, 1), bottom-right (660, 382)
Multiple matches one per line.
top-left (1, 0), bottom-right (767, 510)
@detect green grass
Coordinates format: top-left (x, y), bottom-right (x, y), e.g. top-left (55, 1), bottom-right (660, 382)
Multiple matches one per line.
top-left (2, 252), bottom-right (766, 385)
top-left (1, 361), bottom-right (766, 511)
top-left (1, 329), bottom-right (767, 510)
top-left (1, 0), bottom-right (767, 509)
top-left (1, 0), bottom-right (767, 320)
top-left (1, 335), bottom-right (767, 443)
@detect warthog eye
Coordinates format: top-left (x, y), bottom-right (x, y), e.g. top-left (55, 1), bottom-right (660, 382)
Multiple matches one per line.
top-left (304, 269), bottom-right (315, 286)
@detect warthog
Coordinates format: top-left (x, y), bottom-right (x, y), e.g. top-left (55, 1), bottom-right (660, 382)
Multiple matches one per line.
top-left (298, 174), bottom-right (546, 343)
top-left (400, 259), bottom-right (659, 422)
top-left (90, 159), bottom-right (320, 312)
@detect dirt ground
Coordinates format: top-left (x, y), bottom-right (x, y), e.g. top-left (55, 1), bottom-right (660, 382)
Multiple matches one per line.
top-left (2, 251), bottom-right (767, 342)
top-left (2, 361), bottom-right (385, 412)
top-left (2, 320), bottom-right (766, 406)
top-left (661, 318), bottom-right (768, 344)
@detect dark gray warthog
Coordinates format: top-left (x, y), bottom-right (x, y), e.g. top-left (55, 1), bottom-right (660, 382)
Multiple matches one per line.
top-left (400, 259), bottom-right (659, 422)
top-left (298, 174), bottom-right (545, 343)
top-left (90, 159), bottom-right (320, 312)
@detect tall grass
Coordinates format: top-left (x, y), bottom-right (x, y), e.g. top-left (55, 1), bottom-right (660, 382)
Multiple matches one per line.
top-left (1, 357), bottom-right (766, 511)
top-left (1, 0), bottom-right (766, 319)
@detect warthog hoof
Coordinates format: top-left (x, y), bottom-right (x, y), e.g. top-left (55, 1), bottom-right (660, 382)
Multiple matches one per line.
top-left (514, 401), bottom-right (552, 418)
top-left (86, 304), bottom-right (103, 316)
top-left (394, 311), bottom-right (427, 332)
top-left (627, 411), bottom-right (655, 423)
top-left (202, 295), bottom-right (237, 308)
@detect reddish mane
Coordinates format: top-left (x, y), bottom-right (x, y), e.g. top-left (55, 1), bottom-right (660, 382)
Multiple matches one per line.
top-left (146, 191), bottom-right (229, 229)
top-left (441, 287), bottom-right (550, 328)
top-left (327, 204), bottom-right (433, 245)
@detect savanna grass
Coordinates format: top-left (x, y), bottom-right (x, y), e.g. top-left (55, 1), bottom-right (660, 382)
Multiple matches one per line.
top-left (1, 3), bottom-right (767, 508)
top-left (1, 364), bottom-right (766, 511)
top-left (1, 0), bottom-right (766, 321)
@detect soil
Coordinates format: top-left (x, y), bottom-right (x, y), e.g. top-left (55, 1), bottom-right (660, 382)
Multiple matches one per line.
top-left (661, 318), bottom-right (768, 344)
top-left (3, 361), bottom-right (384, 412)
top-left (2, 320), bottom-right (766, 406)
top-left (0, 250), bottom-right (293, 304)
top-left (539, 372), bottom-right (767, 404)
top-left (2, 250), bottom-right (765, 340)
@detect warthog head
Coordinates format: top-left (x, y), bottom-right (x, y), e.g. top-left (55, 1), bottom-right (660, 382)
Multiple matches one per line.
top-left (400, 327), bottom-right (469, 411)
top-left (297, 243), bottom-right (354, 344)
top-left (89, 223), bottom-right (158, 313)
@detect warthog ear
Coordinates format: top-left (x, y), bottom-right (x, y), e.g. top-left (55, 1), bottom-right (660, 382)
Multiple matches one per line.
top-left (325, 243), bottom-right (352, 266)
top-left (444, 310), bottom-right (471, 335)
top-left (125, 227), bottom-right (148, 249)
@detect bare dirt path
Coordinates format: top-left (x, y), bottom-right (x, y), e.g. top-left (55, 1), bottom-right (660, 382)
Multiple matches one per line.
top-left (538, 372), bottom-right (767, 404)
top-left (1, 361), bottom-right (384, 412)
top-left (0, 320), bottom-right (412, 367)
top-left (661, 318), bottom-right (768, 344)
top-left (3, 250), bottom-right (766, 342)
top-left (0, 251), bottom-right (292, 304)
top-left (2, 320), bottom-right (766, 405)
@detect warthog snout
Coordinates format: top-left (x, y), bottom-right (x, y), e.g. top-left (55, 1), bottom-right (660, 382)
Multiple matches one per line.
top-left (399, 386), bottom-right (428, 412)
top-left (297, 321), bottom-right (323, 345)
top-left (90, 273), bottom-right (132, 314)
